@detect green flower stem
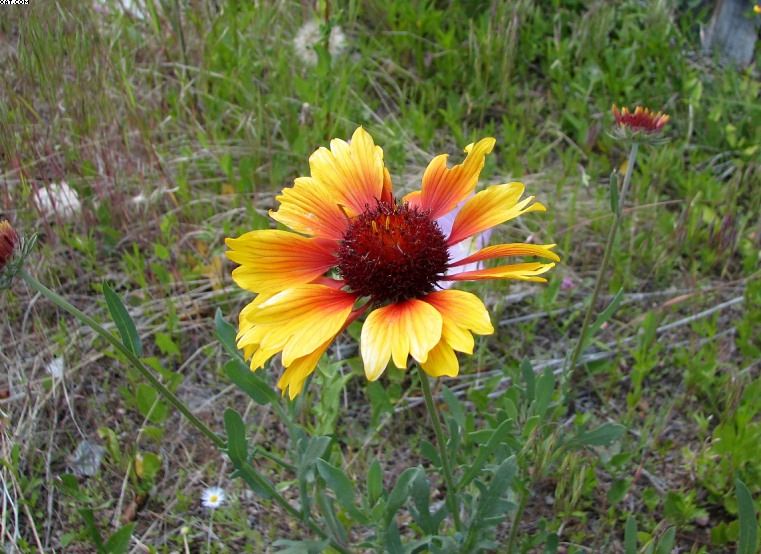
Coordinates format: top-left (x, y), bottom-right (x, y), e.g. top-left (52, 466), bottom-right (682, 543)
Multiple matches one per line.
top-left (19, 270), bottom-right (352, 553)
top-left (21, 269), bottom-right (224, 449)
top-left (505, 483), bottom-right (529, 553)
top-left (416, 366), bottom-right (462, 533)
top-left (566, 141), bottom-right (639, 375)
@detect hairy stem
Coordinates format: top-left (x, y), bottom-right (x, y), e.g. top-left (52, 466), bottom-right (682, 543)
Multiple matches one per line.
top-left (566, 142), bottom-right (639, 375)
top-left (417, 365), bottom-right (462, 533)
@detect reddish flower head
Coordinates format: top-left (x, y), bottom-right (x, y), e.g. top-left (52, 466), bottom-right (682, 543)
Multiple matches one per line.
top-left (0, 220), bottom-right (19, 271)
top-left (612, 105), bottom-right (669, 139)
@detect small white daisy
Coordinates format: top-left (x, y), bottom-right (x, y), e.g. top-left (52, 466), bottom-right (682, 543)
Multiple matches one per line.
top-left (201, 486), bottom-right (226, 509)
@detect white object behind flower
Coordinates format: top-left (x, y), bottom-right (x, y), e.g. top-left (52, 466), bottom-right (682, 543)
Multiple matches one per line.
top-left (293, 20), bottom-right (348, 67)
top-left (34, 182), bottom-right (81, 220)
top-left (437, 199), bottom-right (493, 288)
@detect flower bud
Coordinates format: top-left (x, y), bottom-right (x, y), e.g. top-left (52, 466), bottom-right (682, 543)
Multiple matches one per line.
top-left (611, 104), bottom-right (669, 143)
top-left (0, 220), bottom-right (19, 271)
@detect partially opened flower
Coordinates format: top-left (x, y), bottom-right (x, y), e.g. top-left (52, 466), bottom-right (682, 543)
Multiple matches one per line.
top-left (226, 128), bottom-right (558, 398)
top-left (612, 104), bottom-right (669, 142)
top-left (1, 220), bottom-right (21, 290)
top-left (0, 220), bottom-right (19, 271)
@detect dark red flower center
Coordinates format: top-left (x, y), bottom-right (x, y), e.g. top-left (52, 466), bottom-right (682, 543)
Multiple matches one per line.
top-left (337, 201), bottom-right (450, 304)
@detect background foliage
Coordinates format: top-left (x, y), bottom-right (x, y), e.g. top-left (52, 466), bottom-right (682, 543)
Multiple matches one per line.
top-left (1, 0), bottom-right (759, 552)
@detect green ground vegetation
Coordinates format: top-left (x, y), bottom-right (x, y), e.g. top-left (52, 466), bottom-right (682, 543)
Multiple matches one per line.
top-left (1, 0), bottom-right (760, 552)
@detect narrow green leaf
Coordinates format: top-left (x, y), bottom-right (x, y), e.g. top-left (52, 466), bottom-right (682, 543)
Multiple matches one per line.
top-left (103, 282), bottom-right (142, 357)
top-left (577, 422), bottom-right (626, 447)
top-left (55, 474), bottom-right (91, 502)
top-left (409, 469), bottom-right (433, 533)
top-left (367, 459), bottom-right (383, 504)
top-left (315, 458), bottom-right (369, 524)
top-left (736, 478), bottom-right (759, 554)
top-left (421, 439), bottom-right (441, 466)
top-left (624, 514), bottom-right (638, 554)
top-left (298, 436), bottom-right (332, 478)
top-left (103, 523), bottom-right (136, 554)
top-left (607, 479), bottom-right (631, 506)
top-left (383, 520), bottom-right (404, 554)
top-left (385, 467), bottom-right (421, 527)
top-left (78, 508), bottom-right (104, 551)
top-left (135, 383), bottom-right (168, 423)
top-left (214, 308), bottom-right (239, 356)
top-left (154, 331), bottom-right (180, 356)
top-left (655, 527), bottom-right (676, 554)
top-left (316, 490), bottom-right (348, 545)
top-left (609, 170), bottom-right (620, 215)
top-left (543, 533), bottom-right (559, 554)
top-left (533, 366), bottom-right (554, 418)
top-left (223, 408), bottom-right (248, 466)
top-left (475, 456), bottom-right (517, 522)
top-left (441, 386), bottom-right (465, 432)
top-left (224, 359), bottom-right (277, 405)
top-left (459, 418), bottom-right (514, 490)
top-left (230, 468), bottom-right (272, 499)
top-left (408, 468), bottom-right (446, 536)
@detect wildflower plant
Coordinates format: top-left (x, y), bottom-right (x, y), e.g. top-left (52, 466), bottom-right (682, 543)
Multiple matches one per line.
top-left (3, 124), bottom-right (565, 551)
top-left (1, 220), bottom-right (36, 291)
top-left (566, 105), bottom-right (670, 380)
top-left (201, 486), bottom-right (226, 509)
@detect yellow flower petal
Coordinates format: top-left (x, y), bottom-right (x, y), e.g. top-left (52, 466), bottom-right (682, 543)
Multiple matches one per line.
top-left (424, 290), bottom-right (493, 335)
top-left (277, 336), bottom-right (335, 399)
top-left (225, 230), bottom-right (337, 294)
top-left (420, 341), bottom-right (459, 378)
top-left (408, 137), bottom-right (495, 220)
top-left (447, 182), bottom-right (546, 247)
top-left (447, 262), bottom-right (556, 283)
top-left (270, 177), bottom-right (350, 240)
top-left (246, 284), bottom-right (356, 366)
top-left (309, 127), bottom-right (387, 216)
top-left (450, 243), bottom-right (560, 267)
top-left (361, 299), bottom-right (443, 381)
top-left (236, 294), bottom-right (283, 369)
top-left (424, 290), bottom-right (493, 353)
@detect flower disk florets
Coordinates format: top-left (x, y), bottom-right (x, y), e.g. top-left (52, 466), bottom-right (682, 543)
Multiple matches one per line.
top-left (337, 201), bottom-right (450, 304)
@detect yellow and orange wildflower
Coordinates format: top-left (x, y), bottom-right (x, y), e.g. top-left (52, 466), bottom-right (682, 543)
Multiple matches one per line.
top-left (226, 128), bottom-right (558, 398)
